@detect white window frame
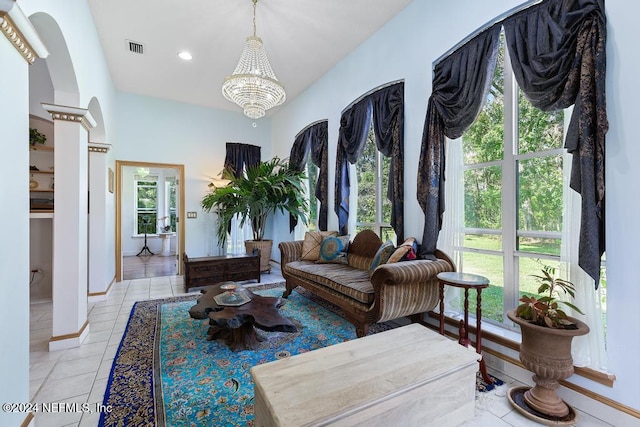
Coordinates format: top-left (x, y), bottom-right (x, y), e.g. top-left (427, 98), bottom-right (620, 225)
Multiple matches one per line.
top-left (134, 174), bottom-right (159, 236)
top-left (164, 178), bottom-right (177, 233)
top-left (458, 40), bottom-right (568, 328)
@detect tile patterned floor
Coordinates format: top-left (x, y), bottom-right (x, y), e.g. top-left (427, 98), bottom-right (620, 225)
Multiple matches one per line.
top-left (29, 267), bottom-right (613, 426)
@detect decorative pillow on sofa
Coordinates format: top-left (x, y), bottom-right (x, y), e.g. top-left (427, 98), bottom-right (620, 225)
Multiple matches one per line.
top-left (368, 240), bottom-right (395, 276)
top-left (387, 237), bottom-right (417, 263)
top-left (316, 235), bottom-right (350, 264)
top-left (300, 231), bottom-right (338, 261)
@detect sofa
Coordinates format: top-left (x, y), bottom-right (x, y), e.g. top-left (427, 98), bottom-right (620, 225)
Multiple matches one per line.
top-left (279, 229), bottom-right (455, 337)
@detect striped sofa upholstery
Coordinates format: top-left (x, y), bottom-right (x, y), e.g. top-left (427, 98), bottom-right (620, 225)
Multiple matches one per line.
top-left (280, 230), bottom-right (455, 337)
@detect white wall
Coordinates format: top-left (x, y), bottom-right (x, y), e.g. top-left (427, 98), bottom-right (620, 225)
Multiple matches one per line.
top-left (601, 0), bottom-right (640, 414)
top-left (28, 57), bottom-right (53, 119)
top-left (271, 0), bottom-right (640, 420)
top-left (0, 29), bottom-right (31, 427)
top-left (113, 92), bottom-right (272, 257)
top-left (29, 218), bottom-right (53, 301)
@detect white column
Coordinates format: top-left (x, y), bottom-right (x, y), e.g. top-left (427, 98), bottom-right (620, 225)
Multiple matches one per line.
top-left (42, 103), bottom-right (96, 351)
top-left (88, 142), bottom-right (112, 302)
top-left (0, 4), bottom-right (48, 426)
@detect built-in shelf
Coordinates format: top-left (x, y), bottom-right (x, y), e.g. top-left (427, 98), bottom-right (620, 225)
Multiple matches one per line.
top-left (30, 212), bottom-right (54, 218)
top-left (30, 115), bottom-right (55, 214)
top-left (29, 145), bottom-right (54, 151)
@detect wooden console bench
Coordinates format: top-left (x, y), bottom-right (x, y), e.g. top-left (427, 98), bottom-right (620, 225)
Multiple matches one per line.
top-left (182, 251), bottom-right (260, 292)
top-left (250, 323), bottom-right (481, 427)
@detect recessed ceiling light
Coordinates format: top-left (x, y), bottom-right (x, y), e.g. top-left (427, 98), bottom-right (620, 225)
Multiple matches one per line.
top-left (178, 51), bottom-right (192, 61)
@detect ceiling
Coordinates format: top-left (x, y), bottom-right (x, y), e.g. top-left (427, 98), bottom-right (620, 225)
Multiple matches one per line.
top-left (86, 0), bottom-right (414, 116)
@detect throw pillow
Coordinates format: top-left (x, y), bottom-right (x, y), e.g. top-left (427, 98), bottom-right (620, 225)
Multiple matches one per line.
top-left (388, 237), bottom-right (417, 263)
top-left (368, 240), bottom-right (395, 276)
top-left (317, 235), bottom-right (350, 264)
top-left (300, 231), bottom-right (338, 261)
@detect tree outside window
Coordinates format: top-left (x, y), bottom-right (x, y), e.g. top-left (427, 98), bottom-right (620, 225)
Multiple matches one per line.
top-left (165, 178), bottom-right (177, 232)
top-left (135, 174), bottom-right (177, 235)
top-left (305, 159), bottom-right (318, 232)
top-left (355, 125), bottom-right (395, 244)
top-left (136, 178), bottom-right (158, 235)
top-left (456, 32), bottom-right (605, 326)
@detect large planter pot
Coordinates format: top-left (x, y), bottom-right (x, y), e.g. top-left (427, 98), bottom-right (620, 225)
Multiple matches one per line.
top-left (245, 240), bottom-right (272, 273)
top-left (507, 309), bottom-right (589, 420)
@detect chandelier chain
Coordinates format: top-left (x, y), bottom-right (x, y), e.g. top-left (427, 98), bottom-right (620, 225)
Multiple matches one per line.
top-left (252, 0), bottom-right (257, 37)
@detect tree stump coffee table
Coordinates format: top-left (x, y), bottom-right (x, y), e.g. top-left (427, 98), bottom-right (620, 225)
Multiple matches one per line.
top-left (189, 283), bottom-right (297, 351)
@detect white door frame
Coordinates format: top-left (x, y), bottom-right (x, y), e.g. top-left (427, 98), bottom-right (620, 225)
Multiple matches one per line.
top-left (115, 160), bottom-right (185, 282)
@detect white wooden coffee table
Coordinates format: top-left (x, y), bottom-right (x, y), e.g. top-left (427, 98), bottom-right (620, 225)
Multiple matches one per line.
top-left (250, 323), bottom-right (481, 427)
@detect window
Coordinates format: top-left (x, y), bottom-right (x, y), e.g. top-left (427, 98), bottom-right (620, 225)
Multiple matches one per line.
top-left (134, 173), bottom-right (177, 235)
top-left (457, 33), bottom-right (606, 328)
top-left (165, 178), bottom-right (177, 232)
top-left (354, 124), bottom-right (395, 243)
top-left (305, 158), bottom-right (318, 233)
top-left (135, 175), bottom-right (158, 235)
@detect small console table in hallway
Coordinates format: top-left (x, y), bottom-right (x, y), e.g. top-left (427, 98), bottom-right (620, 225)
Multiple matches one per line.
top-left (437, 271), bottom-right (493, 385)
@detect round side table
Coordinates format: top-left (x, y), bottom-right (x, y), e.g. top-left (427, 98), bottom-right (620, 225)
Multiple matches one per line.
top-left (437, 271), bottom-right (493, 385)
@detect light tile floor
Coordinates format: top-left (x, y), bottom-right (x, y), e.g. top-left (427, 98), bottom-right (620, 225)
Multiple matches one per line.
top-left (29, 269), bottom-right (613, 427)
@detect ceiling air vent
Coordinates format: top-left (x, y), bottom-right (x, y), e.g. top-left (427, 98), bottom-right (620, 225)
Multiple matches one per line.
top-left (126, 40), bottom-right (144, 54)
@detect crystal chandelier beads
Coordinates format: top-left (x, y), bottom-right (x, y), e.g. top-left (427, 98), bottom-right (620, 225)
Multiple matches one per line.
top-left (221, 0), bottom-right (286, 119)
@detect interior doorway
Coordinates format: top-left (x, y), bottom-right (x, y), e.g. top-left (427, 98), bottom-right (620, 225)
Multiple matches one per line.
top-left (115, 160), bottom-right (185, 282)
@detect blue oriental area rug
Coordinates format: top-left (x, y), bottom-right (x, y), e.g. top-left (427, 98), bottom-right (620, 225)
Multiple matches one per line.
top-left (99, 285), bottom-right (501, 426)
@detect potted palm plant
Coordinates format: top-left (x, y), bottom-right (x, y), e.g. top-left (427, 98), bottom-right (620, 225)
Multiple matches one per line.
top-left (507, 265), bottom-right (589, 422)
top-left (201, 156), bottom-right (309, 272)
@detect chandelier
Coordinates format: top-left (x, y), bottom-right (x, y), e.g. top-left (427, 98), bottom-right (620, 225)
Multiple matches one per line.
top-left (222, 0), bottom-right (286, 119)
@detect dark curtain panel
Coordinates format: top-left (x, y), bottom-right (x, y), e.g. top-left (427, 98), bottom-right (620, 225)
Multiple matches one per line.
top-left (503, 0), bottom-right (607, 286)
top-left (417, 23), bottom-right (502, 259)
top-left (289, 133), bottom-right (310, 170)
top-left (310, 122), bottom-right (329, 231)
top-left (224, 142), bottom-right (261, 178)
top-left (370, 82), bottom-right (405, 242)
top-left (335, 99), bottom-right (373, 235)
top-left (288, 121), bottom-right (329, 232)
top-left (221, 142), bottom-right (261, 233)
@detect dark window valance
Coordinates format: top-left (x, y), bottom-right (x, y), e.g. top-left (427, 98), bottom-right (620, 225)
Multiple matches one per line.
top-left (417, 24), bottom-right (502, 258)
top-left (503, 0), bottom-right (607, 285)
top-left (334, 82), bottom-right (405, 241)
top-left (289, 121), bottom-right (328, 231)
top-left (417, 0), bottom-right (606, 286)
top-left (221, 142), bottom-right (261, 233)
top-left (224, 142), bottom-right (261, 178)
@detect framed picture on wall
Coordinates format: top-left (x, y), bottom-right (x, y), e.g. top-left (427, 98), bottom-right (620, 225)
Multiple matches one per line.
top-left (108, 167), bottom-right (114, 193)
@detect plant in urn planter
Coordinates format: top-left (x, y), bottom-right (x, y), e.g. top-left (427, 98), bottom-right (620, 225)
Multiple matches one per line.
top-left (201, 156), bottom-right (309, 272)
top-left (507, 265), bottom-right (589, 424)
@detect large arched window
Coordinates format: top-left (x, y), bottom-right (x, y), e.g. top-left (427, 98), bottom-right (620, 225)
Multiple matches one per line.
top-left (418, 0), bottom-right (607, 370)
top-left (335, 81), bottom-right (404, 241)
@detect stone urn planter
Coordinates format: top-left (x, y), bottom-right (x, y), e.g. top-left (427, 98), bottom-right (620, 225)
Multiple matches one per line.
top-left (507, 309), bottom-right (589, 420)
top-left (245, 239), bottom-right (272, 273)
